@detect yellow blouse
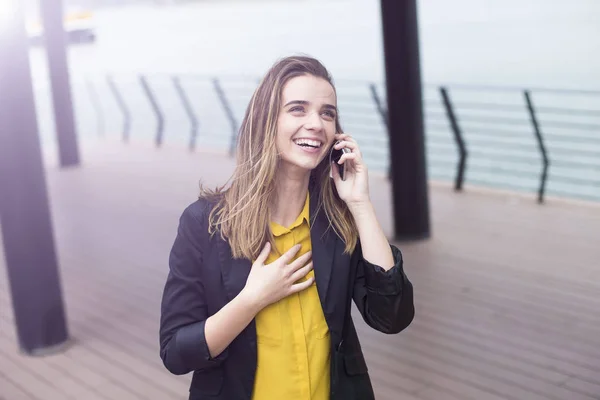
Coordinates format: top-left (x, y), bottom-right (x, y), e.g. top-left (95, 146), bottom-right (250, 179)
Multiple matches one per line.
top-left (252, 193), bottom-right (330, 400)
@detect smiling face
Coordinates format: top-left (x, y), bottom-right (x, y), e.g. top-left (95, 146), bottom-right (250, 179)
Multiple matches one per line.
top-left (275, 74), bottom-right (338, 179)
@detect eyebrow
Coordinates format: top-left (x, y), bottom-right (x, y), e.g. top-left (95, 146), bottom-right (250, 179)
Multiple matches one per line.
top-left (284, 100), bottom-right (338, 112)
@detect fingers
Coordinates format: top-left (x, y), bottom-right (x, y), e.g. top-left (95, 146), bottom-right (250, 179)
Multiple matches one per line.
top-left (334, 140), bottom-right (357, 151)
top-left (254, 241), bottom-right (271, 266)
top-left (289, 261), bottom-right (313, 282)
top-left (289, 275), bottom-right (315, 294)
top-left (286, 250), bottom-right (312, 272)
top-left (337, 152), bottom-right (358, 165)
top-left (265, 243), bottom-right (302, 268)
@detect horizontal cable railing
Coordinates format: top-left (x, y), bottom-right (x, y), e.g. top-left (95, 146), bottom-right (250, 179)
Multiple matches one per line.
top-left (34, 74), bottom-right (600, 203)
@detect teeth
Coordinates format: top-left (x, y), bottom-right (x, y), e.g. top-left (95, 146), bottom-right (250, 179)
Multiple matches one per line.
top-left (294, 139), bottom-right (321, 148)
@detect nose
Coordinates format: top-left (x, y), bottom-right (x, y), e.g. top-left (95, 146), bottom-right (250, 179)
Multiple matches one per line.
top-left (304, 110), bottom-right (324, 132)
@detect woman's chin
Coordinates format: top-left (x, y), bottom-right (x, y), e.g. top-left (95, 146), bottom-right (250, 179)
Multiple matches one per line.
top-left (278, 160), bottom-right (318, 176)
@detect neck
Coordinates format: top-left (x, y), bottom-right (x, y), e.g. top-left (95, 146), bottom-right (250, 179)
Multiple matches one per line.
top-left (271, 170), bottom-right (311, 228)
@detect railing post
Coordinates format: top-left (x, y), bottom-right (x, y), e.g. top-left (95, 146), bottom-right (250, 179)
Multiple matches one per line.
top-left (212, 78), bottom-right (238, 157)
top-left (139, 75), bottom-right (165, 147)
top-left (524, 90), bottom-right (550, 204)
top-left (172, 75), bottom-right (200, 151)
top-left (106, 75), bottom-right (131, 143)
top-left (440, 86), bottom-right (468, 191)
top-left (85, 78), bottom-right (104, 137)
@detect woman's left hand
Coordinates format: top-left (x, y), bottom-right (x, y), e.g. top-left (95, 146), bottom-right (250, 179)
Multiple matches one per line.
top-left (331, 133), bottom-right (370, 207)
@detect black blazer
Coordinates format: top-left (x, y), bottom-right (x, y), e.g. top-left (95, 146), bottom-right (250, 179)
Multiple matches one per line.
top-left (159, 188), bottom-right (415, 400)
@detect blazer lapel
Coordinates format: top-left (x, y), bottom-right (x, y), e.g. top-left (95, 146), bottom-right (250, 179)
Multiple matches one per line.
top-left (309, 191), bottom-right (336, 315)
top-left (217, 238), bottom-right (251, 303)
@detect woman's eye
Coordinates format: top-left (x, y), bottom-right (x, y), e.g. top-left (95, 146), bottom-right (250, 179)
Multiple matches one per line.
top-left (289, 106), bottom-right (304, 113)
top-left (322, 110), bottom-right (336, 119)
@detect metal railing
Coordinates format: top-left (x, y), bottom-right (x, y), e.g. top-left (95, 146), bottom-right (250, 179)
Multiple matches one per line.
top-left (418, 83), bottom-right (600, 203)
top-left (46, 74), bottom-right (600, 204)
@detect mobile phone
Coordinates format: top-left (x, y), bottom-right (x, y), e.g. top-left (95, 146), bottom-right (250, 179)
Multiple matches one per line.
top-left (329, 141), bottom-right (351, 181)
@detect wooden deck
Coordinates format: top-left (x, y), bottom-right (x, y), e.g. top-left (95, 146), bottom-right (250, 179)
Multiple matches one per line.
top-left (1, 139), bottom-right (600, 400)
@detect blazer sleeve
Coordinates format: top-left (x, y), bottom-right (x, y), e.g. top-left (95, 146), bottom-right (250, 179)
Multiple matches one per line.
top-left (159, 202), bottom-right (227, 375)
top-left (351, 241), bottom-right (415, 334)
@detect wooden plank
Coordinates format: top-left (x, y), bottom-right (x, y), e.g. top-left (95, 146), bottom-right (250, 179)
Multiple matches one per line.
top-left (410, 312), bottom-right (600, 383)
top-left (0, 297), bottom-right (186, 400)
top-left (0, 374), bottom-right (36, 400)
top-left (416, 387), bottom-right (464, 400)
top-left (0, 361), bottom-right (73, 400)
top-left (562, 378), bottom-right (600, 399)
top-left (359, 328), bottom-right (596, 400)
top-left (360, 339), bottom-right (509, 400)
top-left (414, 294), bottom-right (600, 369)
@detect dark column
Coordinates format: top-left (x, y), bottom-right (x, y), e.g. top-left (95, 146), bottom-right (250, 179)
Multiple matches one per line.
top-left (40, 0), bottom-right (80, 167)
top-left (380, 0), bottom-right (431, 240)
top-left (0, 0), bottom-right (69, 355)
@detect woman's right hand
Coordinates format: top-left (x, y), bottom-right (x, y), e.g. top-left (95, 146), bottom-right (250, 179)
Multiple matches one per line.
top-left (242, 242), bottom-right (314, 310)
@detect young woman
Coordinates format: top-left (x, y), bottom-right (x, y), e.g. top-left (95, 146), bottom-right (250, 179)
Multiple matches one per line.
top-left (159, 56), bottom-right (414, 400)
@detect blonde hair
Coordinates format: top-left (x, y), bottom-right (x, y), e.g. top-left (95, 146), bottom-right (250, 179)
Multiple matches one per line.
top-left (200, 56), bottom-right (358, 260)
